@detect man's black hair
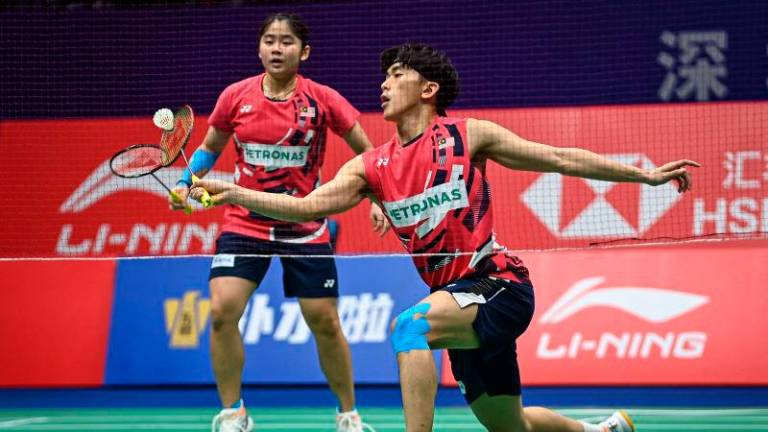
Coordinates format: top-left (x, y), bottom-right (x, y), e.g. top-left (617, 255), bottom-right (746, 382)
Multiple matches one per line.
top-left (380, 43), bottom-right (459, 116)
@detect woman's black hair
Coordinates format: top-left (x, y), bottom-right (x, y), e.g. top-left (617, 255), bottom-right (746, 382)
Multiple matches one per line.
top-left (259, 13), bottom-right (310, 48)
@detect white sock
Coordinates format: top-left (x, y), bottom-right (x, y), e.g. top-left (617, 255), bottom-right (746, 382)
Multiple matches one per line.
top-left (579, 421), bottom-right (603, 432)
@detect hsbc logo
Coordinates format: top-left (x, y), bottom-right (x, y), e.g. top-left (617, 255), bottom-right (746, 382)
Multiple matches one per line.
top-left (521, 154), bottom-right (682, 237)
top-left (536, 276), bottom-right (709, 360)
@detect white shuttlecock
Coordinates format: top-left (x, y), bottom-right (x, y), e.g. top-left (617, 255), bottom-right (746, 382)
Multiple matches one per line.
top-left (153, 108), bottom-right (175, 131)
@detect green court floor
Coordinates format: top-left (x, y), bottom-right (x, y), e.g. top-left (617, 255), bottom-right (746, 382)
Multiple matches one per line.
top-left (1, 407), bottom-right (767, 431)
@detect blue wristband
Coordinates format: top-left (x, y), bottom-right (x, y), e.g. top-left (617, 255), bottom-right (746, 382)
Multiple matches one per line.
top-left (179, 148), bottom-right (220, 186)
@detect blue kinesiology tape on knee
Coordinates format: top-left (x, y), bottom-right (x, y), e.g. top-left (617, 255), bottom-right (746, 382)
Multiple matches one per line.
top-left (391, 303), bottom-right (431, 353)
top-left (178, 148), bottom-right (220, 187)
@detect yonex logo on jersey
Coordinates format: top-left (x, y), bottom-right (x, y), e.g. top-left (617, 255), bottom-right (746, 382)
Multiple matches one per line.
top-left (383, 175), bottom-right (469, 235)
top-left (243, 143), bottom-right (310, 168)
top-left (240, 104), bottom-right (252, 113)
top-left (376, 158), bottom-right (389, 167)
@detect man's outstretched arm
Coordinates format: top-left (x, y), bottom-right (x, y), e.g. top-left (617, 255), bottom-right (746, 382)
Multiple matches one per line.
top-left (467, 118), bottom-right (700, 193)
top-left (191, 155), bottom-right (369, 222)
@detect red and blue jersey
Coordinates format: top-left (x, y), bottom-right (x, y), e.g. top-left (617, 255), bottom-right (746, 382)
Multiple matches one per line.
top-left (209, 73), bottom-right (359, 243)
top-left (362, 117), bottom-right (529, 288)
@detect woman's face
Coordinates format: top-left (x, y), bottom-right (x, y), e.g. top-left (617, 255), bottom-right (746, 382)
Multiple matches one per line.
top-left (258, 20), bottom-right (309, 79)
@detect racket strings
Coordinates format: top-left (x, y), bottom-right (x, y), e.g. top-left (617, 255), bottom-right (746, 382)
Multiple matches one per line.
top-left (160, 105), bottom-right (194, 166)
top-left (111, 145), bottom-right (164, 178)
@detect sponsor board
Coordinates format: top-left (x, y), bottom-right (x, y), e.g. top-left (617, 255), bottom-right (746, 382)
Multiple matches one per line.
top-left (441, 242), bottom-right (768, 385)
top-left (2, 102), bottom-right (766, 257)
top-left (105, 256), bottom-right (433, 384)
top-left (0, 118), bottom-right (230, 258)
top-left (0, 261), bottom-right (115, 387)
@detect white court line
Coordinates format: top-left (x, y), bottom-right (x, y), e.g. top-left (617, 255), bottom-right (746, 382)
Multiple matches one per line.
top-left (0, 417), bottom-right (48, 428)
top-left (0, 422), bottom-right (486, 431)
top-left (557, 408), bottom-right (768, 416)
top-left (11, 423), bottom-right (768, 431)
top-left (639, 426), bottom-right (768, 430)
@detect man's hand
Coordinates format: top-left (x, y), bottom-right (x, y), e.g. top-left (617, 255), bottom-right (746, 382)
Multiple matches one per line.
top-left (370, 203), bottom-right (390, 237)
top-left (644, 160), bottom-right (701, 193)
top-left (190, 178), bottom-right (238, 206)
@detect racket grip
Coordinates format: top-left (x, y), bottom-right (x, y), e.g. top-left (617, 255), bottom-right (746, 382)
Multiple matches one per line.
top-left (192, 175), bottom-right (213, 208)
top-left (169, 190), bottom-right (193, 215)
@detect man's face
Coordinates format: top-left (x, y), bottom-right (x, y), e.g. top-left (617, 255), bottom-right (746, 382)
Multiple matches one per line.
top-left (258, 20), bottom-right (309, 79)
top-left (380, 63), bottom-right (427, 121)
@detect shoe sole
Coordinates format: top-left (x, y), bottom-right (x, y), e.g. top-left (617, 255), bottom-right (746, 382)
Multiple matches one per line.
top-left (618, 410), bottom-right (636, 432)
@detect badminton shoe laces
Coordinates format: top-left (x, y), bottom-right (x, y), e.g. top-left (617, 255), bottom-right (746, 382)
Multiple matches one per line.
top-left (211, 406), bottom-right (254, 432)
top-left (599, 411), bottom-right (636, 432)
top-left (336, 409), bottom-right (376, 432)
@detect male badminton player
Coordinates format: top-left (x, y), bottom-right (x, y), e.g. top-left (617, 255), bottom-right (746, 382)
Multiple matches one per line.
top-left (192, 43), bottom-right (699, 432)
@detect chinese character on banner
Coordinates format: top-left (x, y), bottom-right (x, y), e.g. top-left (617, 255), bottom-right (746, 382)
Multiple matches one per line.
top-left (658, 31), bottom-right (728, 101)
top-left (722, 151), bottom-right (765, 190)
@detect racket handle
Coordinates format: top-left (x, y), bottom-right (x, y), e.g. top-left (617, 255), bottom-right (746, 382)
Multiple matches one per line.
top-left (169, 190), bottom-right (193, 215)
top-left (192, 175), bottom-right (213, 208)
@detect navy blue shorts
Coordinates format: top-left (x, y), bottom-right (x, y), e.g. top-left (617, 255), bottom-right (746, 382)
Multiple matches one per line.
top-left (209, 232), bottom-right (339, 298)
top-left (436, 276), bottom-right (535, 403)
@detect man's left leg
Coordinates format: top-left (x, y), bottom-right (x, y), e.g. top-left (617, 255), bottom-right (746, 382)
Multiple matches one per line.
top-left (391, 290), bottom-right (480, 432)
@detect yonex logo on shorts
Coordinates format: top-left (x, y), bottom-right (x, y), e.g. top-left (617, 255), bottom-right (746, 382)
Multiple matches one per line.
top-left (323, 279), bottom-right (336, 288)
top-left (243, 143), bottom-right (310, 168)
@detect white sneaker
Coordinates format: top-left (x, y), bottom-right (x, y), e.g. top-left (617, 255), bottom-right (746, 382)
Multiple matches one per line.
top-left (336, 409), bottom-right (376, 432)
top-left (211, 406), bottom-right (254, 432)
top-left (599, 411), bottom-right (635, 432)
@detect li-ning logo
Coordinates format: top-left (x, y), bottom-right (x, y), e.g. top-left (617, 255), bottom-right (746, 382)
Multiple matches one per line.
top-left (164, 290), bottom-right (211, 349)
top-left (537, 277), bottom-right (709, 359)
top-left (540, 276), bottom-right (709, 324)
top-left (60, 159), bottom-right (231, 214)
top-left (521, 154), bottom-right (682, 238)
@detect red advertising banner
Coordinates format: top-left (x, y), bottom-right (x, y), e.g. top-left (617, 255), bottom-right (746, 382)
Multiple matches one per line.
top-left (0, 261), bottom-right (115, 387)
top-left (1, 102), bottom-right (765, 257)
top-left (441, 241), bottom-right (768, 385)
